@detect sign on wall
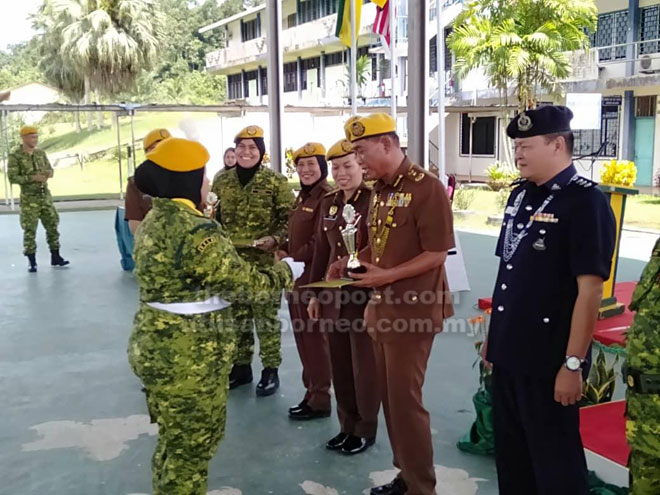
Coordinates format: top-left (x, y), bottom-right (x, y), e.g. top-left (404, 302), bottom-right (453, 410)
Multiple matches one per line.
top-left (566, 93), bottom-right (602, 130)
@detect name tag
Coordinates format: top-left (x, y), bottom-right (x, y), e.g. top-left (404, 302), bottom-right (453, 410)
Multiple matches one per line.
top-left (253, 189), bottom-right (273, 195)
top-left (302, 207), bottom-right (314, 213)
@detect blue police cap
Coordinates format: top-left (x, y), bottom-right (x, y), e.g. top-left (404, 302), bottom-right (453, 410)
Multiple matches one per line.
top-left (506, 105), bottom-right (574, 139)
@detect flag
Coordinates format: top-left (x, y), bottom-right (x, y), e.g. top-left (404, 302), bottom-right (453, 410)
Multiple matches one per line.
top-left (335, 0), bottom-right (362, 48)
top-left (372, 0), bottom-right (393, 55)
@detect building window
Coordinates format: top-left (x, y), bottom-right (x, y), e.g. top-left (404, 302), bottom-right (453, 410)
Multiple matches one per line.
top-left (430, 28), bottom-right (453, 74)
top-left (301, 57), bottom-right (321, 90)
top-left (261, 68), bottom-right (268, 96)
top-left (371, 54), bottom-right (378, 81)
top-left (284, 62), bottom-right (298, 92)
top-left (573, 97), bottom-right (621, 158)
top-left (324, 51), bottom-right (345, 67)
top-left (591, 10), bottom-right (628, 61)
top-left (640, 6), bottom-right (660, 55)
top-left (287, 13), bottom-right (297, 28)
top-left (241, 17), bottom-right (260, 42)
top-left (228, 74), bottom-right (242, 100)
top-left (460, 114), bottom-right (496, 156)
top-left (244, 70), bottom-right (258, 98)
top-left (636, 95), bottom-right (656, 117)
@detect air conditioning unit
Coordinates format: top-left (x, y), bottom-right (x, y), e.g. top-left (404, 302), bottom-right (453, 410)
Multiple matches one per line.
top-left (638, 54), bottom-right (660, 74)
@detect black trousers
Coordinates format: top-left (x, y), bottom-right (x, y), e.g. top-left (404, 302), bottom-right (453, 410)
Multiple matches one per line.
top-left (492, 366), bottom-right (589, 495)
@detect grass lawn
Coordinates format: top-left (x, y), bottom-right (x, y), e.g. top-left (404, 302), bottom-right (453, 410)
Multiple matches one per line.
top-left (453, 188), bottom-right (660, 232)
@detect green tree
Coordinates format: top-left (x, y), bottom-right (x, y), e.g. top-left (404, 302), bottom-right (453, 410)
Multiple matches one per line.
top-left (448, 0), bottom-right (596, 163)
top-left (35, 0), bottom-right (161, 129)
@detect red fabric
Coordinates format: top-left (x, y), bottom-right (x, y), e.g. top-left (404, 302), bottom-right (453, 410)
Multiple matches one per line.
top-left (372, 2), bottom-right (391, 47)
top-left (593, 281), bottom-right (637, 347)
top-left (579, 400), bottom-right (629, 467)
top-left (478, 297), bottom-right (492, 310)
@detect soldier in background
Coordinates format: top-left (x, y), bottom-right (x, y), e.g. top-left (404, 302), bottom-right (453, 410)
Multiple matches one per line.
top-left (212, 125), bottom-right (295, 396)
top-left (128, 136), bottom-right (302, 495)
top-left (7, 125), bottom-right (69, 272)
top-left (624, 237), bottom-right (660, 495)
top-left (125, 128), bottom-right (171, 235)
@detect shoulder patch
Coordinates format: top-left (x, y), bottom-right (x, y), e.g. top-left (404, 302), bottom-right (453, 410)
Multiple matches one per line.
top-left (197, 236), bottom-right (217, 253)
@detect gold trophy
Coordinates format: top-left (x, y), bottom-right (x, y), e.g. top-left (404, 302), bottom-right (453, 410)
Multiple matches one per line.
top-left (341, 204), bottom-right (366, 278)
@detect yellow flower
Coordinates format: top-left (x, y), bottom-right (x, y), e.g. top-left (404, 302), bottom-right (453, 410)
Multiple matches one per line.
top-left (600, 160), bottom-right (637, 186)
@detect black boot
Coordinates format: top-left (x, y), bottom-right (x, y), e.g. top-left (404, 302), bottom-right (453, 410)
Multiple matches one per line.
top-left (50, 250), bottom-right (70, 267)
top-left (26, 254), bottom-right (37, 273)
top-left (256, 367), bottom-right (279, 397)
top-left (229, 364), bottom-right (253, 389)
top-left (370, 477), bottom-right (407, 495)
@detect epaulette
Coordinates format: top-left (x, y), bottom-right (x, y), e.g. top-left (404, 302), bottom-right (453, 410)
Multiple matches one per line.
top-left (568, 175), bottom-right (596, 189)
top-left (324, 188), bottom-right (340, 197)
top-left (511, 177), bottom-right (527, 187)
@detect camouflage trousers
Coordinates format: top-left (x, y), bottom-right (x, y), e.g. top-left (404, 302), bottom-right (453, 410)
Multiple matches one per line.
top-left (232, 296), bottom-right (283, 369)
top-left (128, 304), bottom-right (236, 495)
top-left (19, 189), bottom-right (60, 255)
top-left (626, 391), bottom-right (660, 494)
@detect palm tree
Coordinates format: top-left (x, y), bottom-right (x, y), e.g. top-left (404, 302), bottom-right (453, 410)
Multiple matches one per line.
top-left (449, 0), bottom-right (596, 163)
top-left (36, 0), bottom-right (161, 129)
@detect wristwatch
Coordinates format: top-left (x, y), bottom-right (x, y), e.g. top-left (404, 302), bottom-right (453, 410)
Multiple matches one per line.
top-left (564, 355), bottom-right (585, 372)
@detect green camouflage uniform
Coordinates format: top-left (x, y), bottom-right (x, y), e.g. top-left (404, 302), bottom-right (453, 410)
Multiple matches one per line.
top-left (7, 147), bottom-right (60, 255)
top-left (128, 198), bottom-right (293, 495)
top-left (212, 166), bottom-right (294, 368)
top-left (626, 237), bottom-right (660, 495)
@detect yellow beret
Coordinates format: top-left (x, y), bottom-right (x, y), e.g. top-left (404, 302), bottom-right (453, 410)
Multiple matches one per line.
top-left (344, 113), bottom-right (396, 142)
top-left (146, 137), bottom-right (209, 172)
top-left (326, 139), bottom-right (353, 161)
top-left (235, 125), bottom-right (264, 140)
top-left (293, 142), bottom-right (326, 163)
top-left (143, 128), bottom-right (171, 151)
top-left (20, 125), bottom-right (38, 136)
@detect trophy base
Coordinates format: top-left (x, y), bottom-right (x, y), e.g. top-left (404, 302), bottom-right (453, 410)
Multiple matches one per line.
top-left (346, 265), bottom-right (367, 279)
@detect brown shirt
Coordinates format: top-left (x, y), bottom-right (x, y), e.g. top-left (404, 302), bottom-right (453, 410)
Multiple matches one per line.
top-left (364, 157), bottom-right (455, 341)
top-left (286, 179), bottom-right (333, 288)
top-left (308, 184), bottom-right (372, 320)
top-left (125, 176), bottom-right (152, 222)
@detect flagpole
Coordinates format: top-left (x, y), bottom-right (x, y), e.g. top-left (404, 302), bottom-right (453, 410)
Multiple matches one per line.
top-left (389, 0), bottom-right (396, 121)
top-left (350, 0), bottom-right (358, 116)
top-left (436, 0), bottom-right (446, 183)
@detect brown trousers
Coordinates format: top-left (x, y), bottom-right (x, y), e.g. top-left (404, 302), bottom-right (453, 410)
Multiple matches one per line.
top-left (373, 334), bottom-right (436, 495)
top-left (288, 292), bottom-right (332, 411)
top-left (328, 301), bottom-right (381, 438)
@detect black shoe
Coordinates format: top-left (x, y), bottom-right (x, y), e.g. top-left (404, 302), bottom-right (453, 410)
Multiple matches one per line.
top-left (256, 367), bottom-right (279, 397)
top-left (288, 399), bottom-right (308, 414)
top-left (325, 432), bottom-right (349, 450)
top-left (341, 434), bottom-right (375, 455)
top-left (229, 364), bottom-right (253, 389)
top-left (26, 254), bottom-right (37, 273)
top-left (370, 477), bottom-right (407, 495)
top-left (288, 403), bottom-right (331, 420)
top-left (50, 250), bottom-right (70, 267)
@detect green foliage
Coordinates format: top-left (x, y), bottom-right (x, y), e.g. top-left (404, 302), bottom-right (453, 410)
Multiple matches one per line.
top-left (284, 147), bottom-right (296, 179)
top-left (486, 162), bottom-right (519, 191)
top-left (580, 349), bottom-right (619, 406)
top-left (453, 185), bottom-right (477, 211)
top-left (448, 0), bottom-right (597, 110)
top-left (344, 55), bottom-right (371, 95)
top-left (0, 42), bottom-right (44, 90)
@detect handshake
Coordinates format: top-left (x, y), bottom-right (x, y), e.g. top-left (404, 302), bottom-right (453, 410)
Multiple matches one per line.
top-left (274, 249), bottom-right (305, 282)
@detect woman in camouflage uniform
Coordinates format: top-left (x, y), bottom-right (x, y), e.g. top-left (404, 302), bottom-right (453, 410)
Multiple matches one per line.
top-left (128, 137), bottom-right (302, 495)
top-left (211, 125), bottom-right (295, 396)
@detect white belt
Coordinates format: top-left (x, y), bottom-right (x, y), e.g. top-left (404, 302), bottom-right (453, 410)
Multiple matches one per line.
top-left (147, 296), bottom-right (231, 315)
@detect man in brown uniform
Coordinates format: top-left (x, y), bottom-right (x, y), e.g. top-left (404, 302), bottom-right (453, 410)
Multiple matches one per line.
top-left (285, 142), bottom-right (334, 419)
top-left (125, 129), bottom-right (171, 234)
top-left (330, 113), bottom-right (455, 495)
top-left (307, 138), bottom-right (381, 454)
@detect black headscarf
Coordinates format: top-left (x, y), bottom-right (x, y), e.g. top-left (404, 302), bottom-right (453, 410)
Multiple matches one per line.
top-left (298, 155), bottom-right (329, 194)
top-left (234, 137), bottom-right (266, 187)
top-left (134, 160), bottom-right (205, 211)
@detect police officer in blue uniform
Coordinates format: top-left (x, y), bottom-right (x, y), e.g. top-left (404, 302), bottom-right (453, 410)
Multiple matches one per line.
top-left (481, 105), bottom-right (616, 495)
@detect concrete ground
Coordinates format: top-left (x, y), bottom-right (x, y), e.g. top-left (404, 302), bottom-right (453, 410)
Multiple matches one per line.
top-left (0, 210), bottom-right (651, 495)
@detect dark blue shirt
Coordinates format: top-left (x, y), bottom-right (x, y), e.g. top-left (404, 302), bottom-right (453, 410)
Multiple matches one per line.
top-left (486, 164), bottom-right (616, 376)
